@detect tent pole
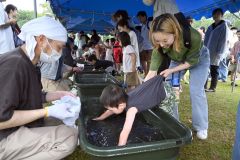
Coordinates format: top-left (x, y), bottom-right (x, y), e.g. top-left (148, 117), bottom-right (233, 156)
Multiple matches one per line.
top-left (33, 0), bottom-right (37, 18)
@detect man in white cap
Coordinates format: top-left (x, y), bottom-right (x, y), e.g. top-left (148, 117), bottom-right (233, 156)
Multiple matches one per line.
top-left (0, 0), bottom-right (15, 54)
top-left (0, 16), bottom-right (78, 160)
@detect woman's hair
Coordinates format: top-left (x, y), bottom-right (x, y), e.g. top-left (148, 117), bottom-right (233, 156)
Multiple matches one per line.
top-left (5, 4), bottom-right (17, 14)
top-left (117, 19), bottom-right (130, 29)
top-left (118, 32), bottom-right (131, 47)
top-left (150, 13), bottom-right (182, 52)
top-left (100, 84), bottom-right (128, 108)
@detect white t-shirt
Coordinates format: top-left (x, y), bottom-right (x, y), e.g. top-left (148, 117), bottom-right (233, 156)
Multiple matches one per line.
top-left (128, 30), bottom-right (140, 67)
top-left (141, 23), bottom-right (153, 51)
top-left (0, 3), bottom-right (14, 54)
top-left (105, 48), bottom-right (113, 62)
top-left (122, 45), bottom-right (136, 73)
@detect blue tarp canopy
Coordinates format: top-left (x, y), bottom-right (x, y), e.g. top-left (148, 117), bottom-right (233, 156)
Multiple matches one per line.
top-left (48, 0), bottom-right (240, 32)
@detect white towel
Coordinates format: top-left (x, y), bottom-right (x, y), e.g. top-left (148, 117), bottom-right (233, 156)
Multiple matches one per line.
top-left (52, 96), bottom-right (81, 128)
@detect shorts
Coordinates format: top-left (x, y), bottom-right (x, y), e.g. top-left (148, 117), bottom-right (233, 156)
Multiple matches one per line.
top-left (124, 72), bottom-right (140, 86)
top-left (140, 50), bottom-right (152, 62)
top-left (229, 63), bottom-right (237, 72)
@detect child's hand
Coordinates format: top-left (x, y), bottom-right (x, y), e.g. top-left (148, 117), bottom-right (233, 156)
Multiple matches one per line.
top-left (92, 117), bottom-right (103, 121)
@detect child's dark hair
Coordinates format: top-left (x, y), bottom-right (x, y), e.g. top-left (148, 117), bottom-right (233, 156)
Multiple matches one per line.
top-left (117, 19), bottom-right (130, 29)
top-left (5, 4), bottom-right (17, 14)
top-left (100, 84), bottom-right (128, 108)
top-left (110, 38), bottom-right (116, 43)
top-left (118, 32), bottom-right (131, 47)
top-left (212, 8), bottom-right (223, 16)
top-left (88, 54), bottom-right (97, 62)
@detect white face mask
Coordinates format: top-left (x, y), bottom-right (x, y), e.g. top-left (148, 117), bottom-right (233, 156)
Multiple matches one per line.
top-left (40, 39), bottom-right (62, 63)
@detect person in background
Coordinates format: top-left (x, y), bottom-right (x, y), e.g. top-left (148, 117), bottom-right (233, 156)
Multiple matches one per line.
top-left (198, 26), bottom-right (206, 40)
top-left (137, 11), bottom-right (153, 76)
top-left (87, 54), bottom-right (115, 75)
top-left (218, 24), bottom-right (235, 83)
top-left (68, 32), bottom-right (75, 40)
top-left (118, 31), bottom-right (139, 91)
top-left (204, 8), bottom-right (228, 92)
top-left (112, 10), bottom-right (135, 29)
top-left (90, 29), bottom-right (101, 44)
top-left (82, 44), bottom-right (91, 61)
top-left (74, 32), bottom-right (83, 58)
top-left (186, 16), bottom-right (193, 26)
top-left (0, 0), bottom-right (15, 54)
top-left (143, 0), bottom-right (179, 18)
top-left (117, 19), bottom-right (141, 69)
top-left (103, 38), bottom-right (115, 62)
top-left (0, 16), bottom-right (78, 160)
top-left (113, 39), bottom-right (123, 74)
top-left (5, 4), bottom-right (23, 47)
top-left (229, 29), bottom-right (240, 86)
top-left (40, 36), bottom-right (83, 92)
top-left (63, 37), bottom-right (77, 68)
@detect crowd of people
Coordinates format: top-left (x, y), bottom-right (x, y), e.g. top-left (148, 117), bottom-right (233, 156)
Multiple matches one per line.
top-left (0, 0), bottom-right (240, 159)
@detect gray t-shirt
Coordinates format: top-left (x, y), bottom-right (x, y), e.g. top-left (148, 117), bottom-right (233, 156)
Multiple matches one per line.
top-left (126, 76), bottom-right (166, 112)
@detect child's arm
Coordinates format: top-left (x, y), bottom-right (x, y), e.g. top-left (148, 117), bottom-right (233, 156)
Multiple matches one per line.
top-left (129, 53), bottom-right (136, 72)
top-left (93, 110), bottom-right (114, 121)
top-left (118, 107), bottom-right (138, 146)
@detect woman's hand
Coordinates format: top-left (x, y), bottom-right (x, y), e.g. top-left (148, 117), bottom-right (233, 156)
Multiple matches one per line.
top-left (46, 91), bottom-right (76, 102)
top-left (160, 68), bottom-right (174, 78)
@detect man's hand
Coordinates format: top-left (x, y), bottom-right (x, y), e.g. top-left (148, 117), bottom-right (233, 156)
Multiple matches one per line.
top-left (46, 104), bottom-right (75, 120)
top-left (46, 91), bottom-right (76, 102)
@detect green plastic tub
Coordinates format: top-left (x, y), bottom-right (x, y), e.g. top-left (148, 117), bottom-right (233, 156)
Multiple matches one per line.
top-left (74, 73), bottom-right (120, 98)
top-left (78, 97), bottom-right (192, 160)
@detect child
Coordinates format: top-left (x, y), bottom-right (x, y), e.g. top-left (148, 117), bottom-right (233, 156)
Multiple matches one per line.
top-left (230, 30), bottom-right (240, 86)
top-left (113, 40), bottom-right (122, 74)
top-left (104, 38), bottom-right (115, 62)
top-left (118, 32), bottom-right (139, 91)
top-left (87, 54), bottom-right (115, 75)
top-left (93, 75), bottom-right (167, 146)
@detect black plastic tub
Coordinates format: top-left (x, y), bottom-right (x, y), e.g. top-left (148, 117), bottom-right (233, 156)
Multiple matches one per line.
top-left (78, 97), bottom-right (192, 160)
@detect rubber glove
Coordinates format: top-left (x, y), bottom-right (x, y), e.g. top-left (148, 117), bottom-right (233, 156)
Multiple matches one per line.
top-left (46, 103), bottom-right (75, 120)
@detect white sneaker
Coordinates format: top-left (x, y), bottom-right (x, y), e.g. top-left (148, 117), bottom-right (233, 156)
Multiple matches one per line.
top-left (197, 130), bottom-right (208, 140)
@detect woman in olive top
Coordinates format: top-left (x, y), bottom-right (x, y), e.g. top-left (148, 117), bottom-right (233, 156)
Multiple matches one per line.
top-left (145, 14), bottom-right (210, 140)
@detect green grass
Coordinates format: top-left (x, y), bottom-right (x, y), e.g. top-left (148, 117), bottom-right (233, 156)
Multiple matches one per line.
top-left (66, 80), bottom-right (240, 160)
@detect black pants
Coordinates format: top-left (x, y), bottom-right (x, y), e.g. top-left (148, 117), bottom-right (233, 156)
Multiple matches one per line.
top-left (205, 65), bottom-right (219, 90)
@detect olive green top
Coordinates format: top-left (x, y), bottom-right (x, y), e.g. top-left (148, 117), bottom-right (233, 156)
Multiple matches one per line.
top-left (150, 27), bottom-right (203, 71)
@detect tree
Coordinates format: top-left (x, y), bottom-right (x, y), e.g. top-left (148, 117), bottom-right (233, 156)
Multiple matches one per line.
top-left (17, 10), bottom-right (35, 27)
